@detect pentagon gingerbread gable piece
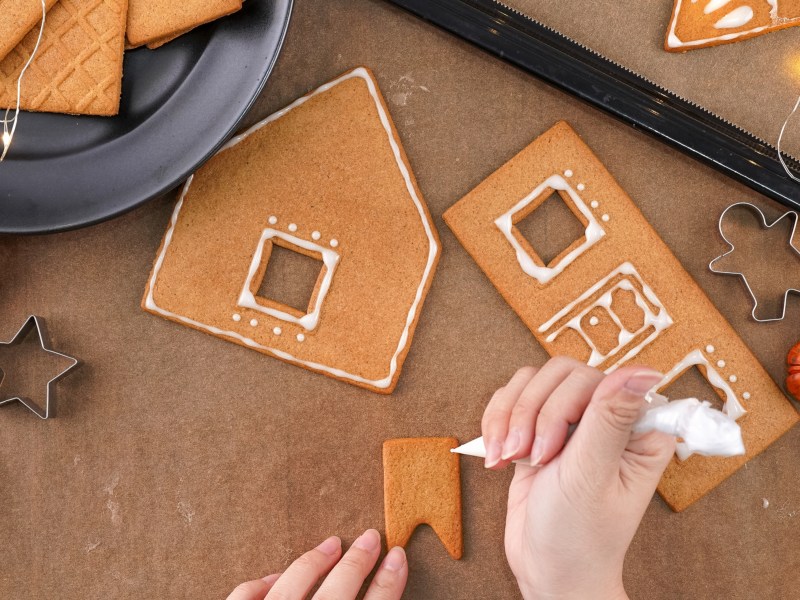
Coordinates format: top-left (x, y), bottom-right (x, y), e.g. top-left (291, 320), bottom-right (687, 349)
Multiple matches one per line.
top-left (444, 120), bottom-right (798, 511)
top-left (143, 67), bottom-right (440, 394)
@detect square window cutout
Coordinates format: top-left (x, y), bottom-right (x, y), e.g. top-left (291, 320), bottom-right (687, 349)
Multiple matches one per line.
top-left (258, 243), bottom-right (324, 315)
top-left (238, 230), bottom-right (340, 331)
top-left (515, 190), bottom-right (588, 266)
top-left (495, 176), bottom-right (605, 284)
top-left (660, 365), bottom-right (725, 413)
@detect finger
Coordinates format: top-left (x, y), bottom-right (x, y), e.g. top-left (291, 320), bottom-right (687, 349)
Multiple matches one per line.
top-left (530, 365), bottom-right (603, 465)
top-left (312, 529), bottom-right (381, 600)
top-left (267, 536), bottom-right (342, 600)
top-left (569, 367), bottom-right (663, 485)
top-left (500, 357), bottom-right (585, 464)
top-left (621, 430), bottom-right (676, 491)
top-left (364, 546), bottom-right (408, 600)
top-left (481, 366), bottom-right (537, 468)
top-left (227, 574), bottom-right (280, 600)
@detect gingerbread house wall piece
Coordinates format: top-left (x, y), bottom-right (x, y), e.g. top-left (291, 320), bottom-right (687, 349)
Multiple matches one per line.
top-left (444, 120), bottom-right (798, 511)
top-left (143, 68), bottom-right (440, 394)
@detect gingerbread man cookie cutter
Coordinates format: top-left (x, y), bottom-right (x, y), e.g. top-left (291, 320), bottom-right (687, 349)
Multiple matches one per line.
top-left (0, 316), bottom-right (79, 419)
top-left (709, 202), bottom-right (800, 323)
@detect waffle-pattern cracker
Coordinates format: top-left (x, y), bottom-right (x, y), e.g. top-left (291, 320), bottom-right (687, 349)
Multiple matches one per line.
top-left (126, 0), bottom-right (241, 48)
top-left (0, 0), bottom-right (59, 62)
top-left (0, 0), bottom-right (128, 116)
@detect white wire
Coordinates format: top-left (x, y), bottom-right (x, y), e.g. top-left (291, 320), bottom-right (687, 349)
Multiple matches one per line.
top-left (777, 94), bottom-right (800, 184)
top-left (1, 0), bottom-right (47, 162)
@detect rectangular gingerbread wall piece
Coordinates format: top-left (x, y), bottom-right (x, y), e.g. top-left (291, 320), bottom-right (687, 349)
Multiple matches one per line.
top-left (443, 120), bottom-right (799, 511)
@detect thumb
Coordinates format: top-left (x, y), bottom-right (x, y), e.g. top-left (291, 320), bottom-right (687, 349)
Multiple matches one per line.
top-left (568, 367), bottom-right (663, 485)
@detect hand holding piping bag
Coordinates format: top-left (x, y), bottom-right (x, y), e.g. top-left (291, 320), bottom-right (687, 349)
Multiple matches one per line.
top-left (481, 358), bottom-right (676, 600)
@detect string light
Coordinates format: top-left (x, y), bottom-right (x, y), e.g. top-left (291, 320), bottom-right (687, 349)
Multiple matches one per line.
top-left (777, 94), bottom-right (800, 184)
top-left (1, 0), bottom-right (46, 162)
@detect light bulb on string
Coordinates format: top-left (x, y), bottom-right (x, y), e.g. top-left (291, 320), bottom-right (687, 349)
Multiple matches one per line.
top-left (0, 0), bottom-right (47, 163)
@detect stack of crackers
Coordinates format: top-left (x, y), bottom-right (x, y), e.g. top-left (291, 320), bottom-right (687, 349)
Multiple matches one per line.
top-left (0, 0), bottom-right (242, 116)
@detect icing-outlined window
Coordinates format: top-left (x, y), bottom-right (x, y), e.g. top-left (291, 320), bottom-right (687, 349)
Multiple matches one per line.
top-left (238, 229), bottom-right (340, 331)
top-left (495, 174), bottom-right (605, 284)
top-left (656, 349), bottom-right (747, 421)
top-left (538, 262), bottom-right (674, 371)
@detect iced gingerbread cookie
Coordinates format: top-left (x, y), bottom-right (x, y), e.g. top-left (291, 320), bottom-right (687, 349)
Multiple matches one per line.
top-left (665, 0), bottom-right (800, 51)
top-left (143, 67), bottom-right (440, 394)
top-left (444, 121), bottom-right (798, 511)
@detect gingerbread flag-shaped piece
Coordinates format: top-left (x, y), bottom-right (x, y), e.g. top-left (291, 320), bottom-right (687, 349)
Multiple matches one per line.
top-left (382, 438), bottom-right (463, 560)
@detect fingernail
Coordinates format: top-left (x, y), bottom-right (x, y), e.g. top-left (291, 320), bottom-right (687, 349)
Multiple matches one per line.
top-left (485, 438), bottom-right (502, 468)
top-left (501, 429), bottom-right (521, 460)
top-left (624, 371), bottom-right (664, 395)
top-left (261, 573), bottom-right (281, 584)
top-left (531, 437), bottom-right (544, 466)
top-left (316, 536), bottom-right (341, 555)
top-left (353, 529), bottom-right (380, 551)
top-left (383, 546), bottom-right (406, 572)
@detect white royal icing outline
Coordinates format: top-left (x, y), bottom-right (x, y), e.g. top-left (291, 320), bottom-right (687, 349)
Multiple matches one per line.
top-left (238, 229), bottom-right (340, 331)
top-left (668, 0), bottom-right (787, 49)
top-left (494, 174), bottom-right (605, 284)
top-left (538, 262), bottom-right (674, 371)
top-left (144, 68), bottom-right (439, 390)
top-left (655, 349), bottom-right (747, 420)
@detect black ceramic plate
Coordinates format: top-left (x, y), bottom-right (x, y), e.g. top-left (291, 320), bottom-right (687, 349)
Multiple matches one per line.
top-left (0, 0), bottom-right (293, 234)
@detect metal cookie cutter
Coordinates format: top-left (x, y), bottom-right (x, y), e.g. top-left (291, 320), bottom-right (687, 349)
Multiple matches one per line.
top-left (709, 202), bottom-right (800, 323)
top-left (0, 316), bottom-right (79, 419)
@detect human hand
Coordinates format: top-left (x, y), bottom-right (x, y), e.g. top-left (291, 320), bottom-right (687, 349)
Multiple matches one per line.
top-left (481, 357), bottom-right (676, 600)
top-left (226, 529), bottom-right (407, 600)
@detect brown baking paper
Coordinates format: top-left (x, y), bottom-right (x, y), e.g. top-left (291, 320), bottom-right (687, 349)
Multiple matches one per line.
top-left (1, 0), bottom-right (799, 598)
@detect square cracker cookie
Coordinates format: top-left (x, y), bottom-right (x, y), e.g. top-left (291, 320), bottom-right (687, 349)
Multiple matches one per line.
top-left (126, 0), bottom-right (242, 48)
top-left (383, 438), bottom-right (463, 560)
top-left (143, 67), bottom-right (441, 394)
top-left (0, 0), bottom-right (59, 62)
top-left (444, 121), bottom-right (799, 511)
top-left (0, 0), bottom-right (128, 116)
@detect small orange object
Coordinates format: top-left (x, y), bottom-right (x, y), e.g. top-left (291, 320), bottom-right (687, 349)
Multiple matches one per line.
top-left (788, 341), bottom-right (800, 401)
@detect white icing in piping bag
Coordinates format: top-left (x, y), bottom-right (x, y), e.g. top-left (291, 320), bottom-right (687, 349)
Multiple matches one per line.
top-left (452, 393), bottom-right (745, 465)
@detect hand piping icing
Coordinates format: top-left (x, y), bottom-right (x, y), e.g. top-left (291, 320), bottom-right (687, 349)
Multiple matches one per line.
top-left (452, 393), bottom-right (744, 464)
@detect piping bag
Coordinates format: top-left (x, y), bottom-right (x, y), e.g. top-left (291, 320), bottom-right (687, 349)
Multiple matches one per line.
top-left (452, 393), bottom-right (745, 465)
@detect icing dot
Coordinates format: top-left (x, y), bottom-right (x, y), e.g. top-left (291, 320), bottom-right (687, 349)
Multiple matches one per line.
top-left (288, 223), bottom-right (298, 232)
top-left (296, 333), bottom-right (305, 342)
top-left (717, 360), bottom-right (726, 368)
top-left (249, 319), bottom-right (258, 327)
top-left (330, 239), bottom-right (339, 248)
top-left (601, 214), bottom-right (610, 222)
top-left (268, 216), bottom-right (277, 225)
top-left (564, 169), bottom-right (573, 177)
top-left (729, 375), bottom-right (737, 383)
top-left (706, 345), bottom-right (715, 353)
top-left (577, 183), bottom-right (585, 191)
top-left (589, 316), bottom-right (599, 326)
top-left (232, 313), bottom-right (241, 322)
top-left (590, 200), bottom-right (599, 209)
top-left (312, 231), bottom-right (321, 240)
top-left (743, 392), bottom-right (751, 400)
top-left (273, 327), bottom-right (282, 335)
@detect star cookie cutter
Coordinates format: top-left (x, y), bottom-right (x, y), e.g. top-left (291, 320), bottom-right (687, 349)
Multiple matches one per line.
top-left (0, 316), bottom-right (79, 419)
top-left (709, 202), bottom-right (800, 323)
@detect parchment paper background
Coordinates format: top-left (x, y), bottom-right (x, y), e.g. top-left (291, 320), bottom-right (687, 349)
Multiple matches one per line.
top-left (2, 0), bottom-right (799, 598)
